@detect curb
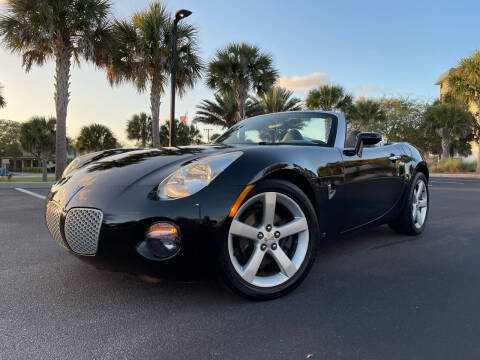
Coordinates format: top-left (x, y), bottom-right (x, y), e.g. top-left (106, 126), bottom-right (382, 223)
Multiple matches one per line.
top-left (0, 182), bottom-right (54, 189)
top-left (431, 173), bottom-right (480, 179)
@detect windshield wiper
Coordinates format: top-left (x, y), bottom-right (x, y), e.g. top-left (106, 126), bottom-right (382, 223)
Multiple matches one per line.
top-left (257, 141), bottom-right (280, 145)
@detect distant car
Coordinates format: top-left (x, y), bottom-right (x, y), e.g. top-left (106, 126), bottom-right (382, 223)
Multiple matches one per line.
top-left (45, 111), bottom-right (429, 299)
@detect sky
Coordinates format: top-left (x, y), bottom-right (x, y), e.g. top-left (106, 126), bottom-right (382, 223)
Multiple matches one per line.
top-left (0, 0), bottom-right (479, 144)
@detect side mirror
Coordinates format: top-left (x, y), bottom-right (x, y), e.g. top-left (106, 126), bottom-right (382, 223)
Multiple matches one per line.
top-left (354, 132), bottom-right (382, 157)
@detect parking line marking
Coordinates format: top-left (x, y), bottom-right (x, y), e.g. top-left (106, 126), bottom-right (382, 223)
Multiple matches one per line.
top-left (430, 181), bottom-right (465, 185)
top-left (14, 188), bottom-right (46, 200)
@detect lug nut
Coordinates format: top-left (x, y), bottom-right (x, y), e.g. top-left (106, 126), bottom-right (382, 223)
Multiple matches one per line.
top-left (274, 231), bottom-right (281, 238)
top-left (260, 244), bottom-right (267, 251)
top-left (271, 243), bottom-right (277, 250)
top-left (257, 232), bottom-right (264, 240)
top-left (266, 224), bottom-right (272, 232)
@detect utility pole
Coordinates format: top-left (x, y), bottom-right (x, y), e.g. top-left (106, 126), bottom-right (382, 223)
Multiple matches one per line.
top-left (204, 128), bottom-right (213, 143)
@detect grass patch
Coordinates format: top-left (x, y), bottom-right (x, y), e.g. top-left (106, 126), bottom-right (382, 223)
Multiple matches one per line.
top-left (428, 158), bottom-right (477, 173)
top-left (0, 176), bottom-right (55, 182)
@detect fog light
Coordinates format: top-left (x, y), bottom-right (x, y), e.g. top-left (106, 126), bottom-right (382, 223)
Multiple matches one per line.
top-left (136, 222), bottom-right (182, 261)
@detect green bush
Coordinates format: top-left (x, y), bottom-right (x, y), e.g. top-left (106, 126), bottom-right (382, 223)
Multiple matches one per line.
top-left (22, 166), bottom-right (54, 173)
top-left (428, 158), bottom-right (477, 173)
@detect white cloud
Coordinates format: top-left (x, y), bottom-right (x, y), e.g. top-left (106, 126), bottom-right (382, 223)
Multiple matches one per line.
top-left (276, 72), bottom-right (328, 92)
top-left (357, 86), bottom-right (379, 94)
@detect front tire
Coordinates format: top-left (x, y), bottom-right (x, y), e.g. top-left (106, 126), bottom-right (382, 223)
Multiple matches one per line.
top-left (219, 179), bottom-right (319, 300)
top-left (390, 172), bottom-right (429, 235)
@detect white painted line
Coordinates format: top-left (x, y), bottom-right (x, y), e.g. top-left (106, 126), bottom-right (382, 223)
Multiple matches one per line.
top-left (14, 188), bottom-right (46, 200)
top-left (430, 181), bottom-right (465, 185)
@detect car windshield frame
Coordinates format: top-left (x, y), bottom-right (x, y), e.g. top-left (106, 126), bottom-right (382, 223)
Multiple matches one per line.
top-left (215, 112), bottom-right (338, 147)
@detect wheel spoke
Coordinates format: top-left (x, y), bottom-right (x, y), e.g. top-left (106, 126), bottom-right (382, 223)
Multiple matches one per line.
top-left (262, 192), bottom-right (276, 227)
top-left (276, 217), bottom-right (308, 238)
top-left (230, 219), bottom-right (259, 241)
top-left (416, 181), bottom-right (424, 200)
top-left (241, 245), bottom-right (265, 283)
top-left (270, 247), bottom-right (297, 278)
top-left (412, 206), bottom-right (417, 220)
top-left (415, 208), bottom-right (422, 224)
top-left (418, 199), bottom-right (428, 208)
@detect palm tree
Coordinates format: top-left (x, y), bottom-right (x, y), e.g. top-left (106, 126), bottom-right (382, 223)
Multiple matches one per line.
top-left (106, 2), bottom-right (202, 148)
top-left (76, 124), bottom-right (117, 153)
top-left (160, 119), bottom-right (202, 146)
top-left (19, 117), bottom-right (56, 181)
top-left (0, 0), bottom-right (113, 179)
top-left (206, 42), bottom-right (278, 123)
top-left (0, 83), bottom-right (5, 108)
top-left (350, 98), bottom-right (386, 132)
top-left (126, 113), bottom-right (152, 147)
top-left (305, 85), bottom-right (353, 114)
top-left (254, 86), bottom-right (302, 114)
top-left (194, 92), bottom-right (261, 129)
top-left (448, 50), bottom-right (480, 170)
top-left (424, 100), bottom-right (476, 159)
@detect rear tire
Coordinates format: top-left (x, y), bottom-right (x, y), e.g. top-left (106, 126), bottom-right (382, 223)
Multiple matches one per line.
top-left (389, 172), bottom-right (429, 235)
top-left (219, 179), bottom-right (319, 300)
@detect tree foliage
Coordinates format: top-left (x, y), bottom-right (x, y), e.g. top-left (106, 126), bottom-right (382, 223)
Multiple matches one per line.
top-left (76, 124), bottom-right (117, 153)
top-left (106, 2), bottom-right (202, 148)
top-left (448, 50), bottom-right (480, 114)
top-left (0, 119), bottom-right (22, 158)
top-left (0, 0), bottom-right (113, 178)
top-left (194, 92), bottom-right (260, 129)
top-left (377, 96), bottom-right (439, 155)
top-left (448, 50), bottom-right (480, 170)
top-left (305, 84), bottom-right (353, 113)
top-left (126, 113), bottom-right (152, 147)
top-left (207, 42), bottom-right (278, 123)
top-left (424, 100), bottom-right (477, 159)
top-left (349, 98), bottom-right (385, 132)
top-left (253, 86), bottom-right (302, 114)
top-left (160, 119), bottom-right (202, 146)
top-left (0, 83), bottom-right (5, 108)
top-left (19, 117), bottom-right (56, 181)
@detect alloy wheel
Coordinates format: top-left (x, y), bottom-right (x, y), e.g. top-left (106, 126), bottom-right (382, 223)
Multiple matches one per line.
top-left (412, 179), bottom-right (428, 229)
top-left (227, 191), bottom-right (310, 288)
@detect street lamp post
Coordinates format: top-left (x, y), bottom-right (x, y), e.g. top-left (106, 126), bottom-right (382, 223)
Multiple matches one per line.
top-left (169, 9), bottom-right (192, 147)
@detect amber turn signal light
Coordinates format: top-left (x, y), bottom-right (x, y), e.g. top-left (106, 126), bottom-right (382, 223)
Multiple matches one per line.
top-left (146, 222), bottom-right (179, 240)
top-left (228, 185), bottom-right (254, 217)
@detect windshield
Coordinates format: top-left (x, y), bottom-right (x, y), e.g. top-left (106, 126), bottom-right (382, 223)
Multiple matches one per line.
top-left (216, 112), bottom-right (337, 146)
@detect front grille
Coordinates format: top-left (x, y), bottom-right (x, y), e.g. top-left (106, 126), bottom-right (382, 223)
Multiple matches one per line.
top-left (64, 208), bottom-right (103, 255)
top-left (45, 201), bottom-right (68, 250)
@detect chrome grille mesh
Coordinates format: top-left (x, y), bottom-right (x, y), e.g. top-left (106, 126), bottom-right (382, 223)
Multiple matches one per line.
top-left (45, 201), bottom-right (68, 250)
top-left (64, 208), bottom-right (103, 255)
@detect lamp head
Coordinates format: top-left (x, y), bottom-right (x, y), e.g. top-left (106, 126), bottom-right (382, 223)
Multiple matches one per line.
top-left (175, 9), bottom-right (192, 22)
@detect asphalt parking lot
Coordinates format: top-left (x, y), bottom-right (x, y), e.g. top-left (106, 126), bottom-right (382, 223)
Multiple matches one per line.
top-left (1, 177), bottom-right (480, 359)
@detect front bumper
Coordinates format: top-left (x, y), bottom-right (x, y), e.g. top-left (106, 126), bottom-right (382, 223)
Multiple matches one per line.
top-left (44, 181), bottom-right (245, 276)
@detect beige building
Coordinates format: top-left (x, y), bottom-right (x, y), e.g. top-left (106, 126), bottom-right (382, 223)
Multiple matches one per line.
top-left (435, 69), bottom-right (479, 162)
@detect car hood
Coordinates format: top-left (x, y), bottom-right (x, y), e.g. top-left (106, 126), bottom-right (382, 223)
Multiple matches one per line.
top-left (49, 145), bottom-right (239, 207)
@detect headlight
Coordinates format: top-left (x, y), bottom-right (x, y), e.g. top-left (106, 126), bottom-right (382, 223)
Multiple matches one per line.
top-left (157, 151), bottom-right (242, 200)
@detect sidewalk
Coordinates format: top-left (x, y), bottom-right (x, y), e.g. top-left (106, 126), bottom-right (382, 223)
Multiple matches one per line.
top-left (431, 172), bottom-right (480, 179)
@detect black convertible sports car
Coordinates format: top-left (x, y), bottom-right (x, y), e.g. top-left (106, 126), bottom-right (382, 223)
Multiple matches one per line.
top-left (45, 111), bottom-right (429, 299)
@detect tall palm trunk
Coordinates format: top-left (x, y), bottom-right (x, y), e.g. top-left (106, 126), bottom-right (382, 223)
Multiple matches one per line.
top-left (41, 156), bottom-right (48, 182)
top-left (54, 46), bottom-right (71, 179)
top-left (440, 129), bottom-right (450, 159)
top-left (235, 86), bottom-right (247, 123)
top-left (150, 71), bottom-right (161, 148)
